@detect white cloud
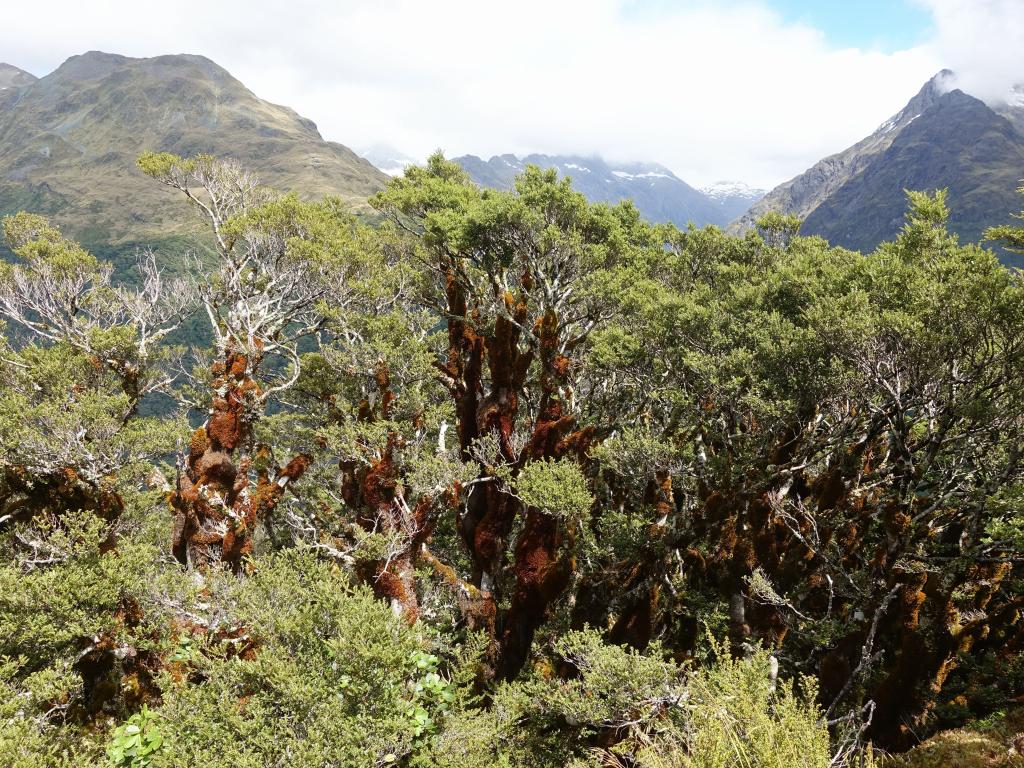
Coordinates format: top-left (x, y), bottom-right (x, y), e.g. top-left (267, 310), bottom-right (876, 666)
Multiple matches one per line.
top-left (915, 0), bottom-right (1024, 104)
top-left (1, 1), bottom-right (1011, 188)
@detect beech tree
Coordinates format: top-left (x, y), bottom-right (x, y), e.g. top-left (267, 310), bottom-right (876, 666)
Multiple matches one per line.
top-left (138, 152), bottom-right (362, 570)
top-left (368, 155), bottom-right (668, 677)
top-left (0, 213), bottom-right (188, 524)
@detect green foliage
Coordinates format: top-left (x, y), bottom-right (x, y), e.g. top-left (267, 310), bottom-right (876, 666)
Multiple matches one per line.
top-left (0, 497), bottom-right (187, 768)
top-left (984, 182), bottom-right (1024, 253)
top-left (136, 151), bottom-right (193, 181)
top-left (0, 341), bottom-right (183, 493)
top-left (148, 552), bottom-right (451, 767)
top-left (682, 643), bottom-right (830, 768)
top-left (3, 210), bottom-right (99, 271)
top-left (420, 631), bottom-right (833, 768)
top-left (108, 707), bottom-right (165, 767)
top-left (0, 655), bottom-right (105, 768)
top-left (514, 458), bottom-right (594, 521)
top-left (755, 210), bottom-right (802, 248)
top-left (4, 154), bottom-right (1024, 768)
top-left (404, 649), bottom-right (456, 737)
top-left (535, 629), bottom-right (686, 730)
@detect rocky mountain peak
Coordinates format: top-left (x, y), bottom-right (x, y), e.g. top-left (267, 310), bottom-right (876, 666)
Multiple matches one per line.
top-left (730, 70), bottom-right (995, 238)
top-left (49, 51), bottom-right (243, 94)
top-left (737, 71), bottom-right (1024, 266)
top-left (0, 63), bottom-right (37, 90)
top-left (871, 69), bottom-right (954, 138)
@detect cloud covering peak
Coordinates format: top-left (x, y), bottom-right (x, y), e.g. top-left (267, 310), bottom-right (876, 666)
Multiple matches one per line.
top-left (918, 0), bottom-right (1024, 104)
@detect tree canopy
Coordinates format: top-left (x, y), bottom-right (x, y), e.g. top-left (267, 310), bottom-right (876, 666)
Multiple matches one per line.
top-left (2, 154), bottom-right (1024, 767)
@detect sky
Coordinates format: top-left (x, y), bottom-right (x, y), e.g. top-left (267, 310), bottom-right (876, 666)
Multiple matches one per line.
top-left (1, 0), bottom-right (1021, 188)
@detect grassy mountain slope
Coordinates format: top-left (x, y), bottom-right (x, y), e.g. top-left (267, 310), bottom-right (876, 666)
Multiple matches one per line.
top-left (0, 52), bottom-right (387, 268)
top-left (0, 63), bottom-right (36, 91)
top-left (0, 65), bottom-right (37, 115)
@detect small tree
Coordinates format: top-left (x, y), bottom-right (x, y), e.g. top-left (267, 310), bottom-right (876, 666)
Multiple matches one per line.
top-left (139, 152), bottom-right (360, 570)
top-left (0, 214), bottom-right (188, 522)
top-left (0, 212), bottom-right (190, 411)
top-left (984, 181), bottom-right (1024, 253)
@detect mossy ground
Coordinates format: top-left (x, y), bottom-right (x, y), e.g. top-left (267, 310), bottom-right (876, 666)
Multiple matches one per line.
top-left (886, 710), bottom-right (1024, 768)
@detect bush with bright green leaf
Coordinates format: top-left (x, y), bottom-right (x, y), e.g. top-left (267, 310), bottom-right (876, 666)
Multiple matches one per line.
top-left (417, 629), bottom-right (837, 768)
top-left (108, 706), bottom-right (165, 767)
top-left (514, 458), bottom-right (595, 522)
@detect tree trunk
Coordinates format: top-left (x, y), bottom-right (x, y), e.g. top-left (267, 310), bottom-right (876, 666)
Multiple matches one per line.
top-left (170, 350), bottom-right (309, 570)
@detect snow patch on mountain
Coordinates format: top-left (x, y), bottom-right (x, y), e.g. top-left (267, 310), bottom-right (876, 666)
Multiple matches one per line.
top-left (612, 170), bottom-right (672, 181)
top-left (359, 145), bottom-right (421, 177)
top-left (700, 181), bottom-right (766, 202)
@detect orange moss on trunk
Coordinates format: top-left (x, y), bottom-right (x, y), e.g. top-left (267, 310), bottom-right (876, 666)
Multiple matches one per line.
top-left (170, 349), bottom-right (310, 571)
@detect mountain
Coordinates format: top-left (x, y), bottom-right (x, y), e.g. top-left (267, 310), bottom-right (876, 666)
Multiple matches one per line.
top-left (359, 144), bottom-right (421, 177)
top-left (453, 153), bottom-right (745, 228)
top-left (0, 63), bottom-right (36, 91)
top-left (0, 64), bottom-right (37, 111)
top-left (733, 71), bottom-right (1024, 267)
top-left (0, 51), bottom-right (387, 267)
top-left (993, 84), bottom-right (1024, 136)
top-left (801, 90), bottom-right (1024, 259)
top-left (733, 71), bottom-right (955, 233)
top-left (700, 181), bottom-right (766, 223)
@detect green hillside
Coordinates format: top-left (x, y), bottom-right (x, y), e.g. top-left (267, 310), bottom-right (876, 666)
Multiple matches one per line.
top-left (0, 52), bottom-right (387, 269)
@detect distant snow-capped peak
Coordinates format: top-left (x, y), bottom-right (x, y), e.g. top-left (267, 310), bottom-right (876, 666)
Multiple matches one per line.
top-left (611, 169), bottom-right (673, 181)
top-left (700, 181), bottom-right (766, 202)
top-left (358, 145), bottom-right (421, 177)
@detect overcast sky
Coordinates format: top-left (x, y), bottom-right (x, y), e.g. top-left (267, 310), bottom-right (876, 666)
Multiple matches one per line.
top-left (2, 0), bottom-right (1021, 188)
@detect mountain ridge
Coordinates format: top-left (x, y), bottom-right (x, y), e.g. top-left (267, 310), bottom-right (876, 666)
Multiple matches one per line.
top-left (803, 89), bottom-right (1024, 257)
top-left (732, 70), bottom-right (955, 234)
top-left (0, 51), bottom-right (387, 267)
top-left (0, 63), bottom-right (37, 91)
top-left (731, 71), bottom-right (1024, 267)
top-left (453, 153), bottom-right (762, 228)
